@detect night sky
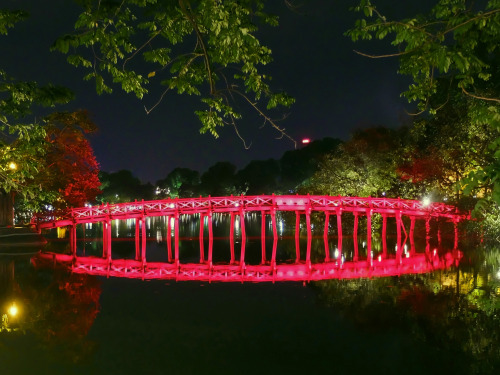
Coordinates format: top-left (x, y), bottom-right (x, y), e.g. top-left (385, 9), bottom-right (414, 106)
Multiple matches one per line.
top-left (1, 1), bottom-right (434, 184)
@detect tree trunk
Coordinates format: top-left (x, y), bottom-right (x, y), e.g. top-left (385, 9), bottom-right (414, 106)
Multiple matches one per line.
top-left (0, 190), bottom-right (14, 227)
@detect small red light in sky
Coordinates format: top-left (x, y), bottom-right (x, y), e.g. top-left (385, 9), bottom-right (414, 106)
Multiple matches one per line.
top-left (302, 138), bottom-right (311, 144)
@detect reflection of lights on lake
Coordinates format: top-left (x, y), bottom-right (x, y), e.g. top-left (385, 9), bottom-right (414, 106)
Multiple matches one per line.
top-left (378, 255), bottom-right (382, 262)
top-left (433, 249), bottom-right (437, 256)
top-left (156, 229), bottom-right (162, 243)
top-left (362, 241), bottom-right (366, 248)
top-left (279, 220), bottom-right (284, 235)
top-left (235, 216), bottom-right (240, 234)
top-left (334, 248), bottom-right (339, 259)
top-left (170, 217), bottom-right (175, 235)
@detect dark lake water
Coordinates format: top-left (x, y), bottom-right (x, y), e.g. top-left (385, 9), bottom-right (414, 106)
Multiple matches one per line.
top-left (1, 215), bottom-right (499, 374)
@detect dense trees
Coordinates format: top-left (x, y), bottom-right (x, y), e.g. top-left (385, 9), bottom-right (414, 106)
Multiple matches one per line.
top-left (0, 10), bottom-right (98, 223)
top-left (347, 0), bottom-right (500, 204)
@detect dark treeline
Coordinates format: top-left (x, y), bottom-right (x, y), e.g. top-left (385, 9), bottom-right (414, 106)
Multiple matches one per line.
top-left (96, 137), bottom-right (342, 204)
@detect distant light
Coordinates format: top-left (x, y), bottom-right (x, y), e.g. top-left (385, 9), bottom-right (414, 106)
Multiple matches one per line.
top-left (422, 197), bottom-right (431, 207)
top-left (8, 303), bottom-right (18, 317)
top-left (301, 138), bottom-right (311, 144)
top-left (8, 162), bottom-right (17, 170)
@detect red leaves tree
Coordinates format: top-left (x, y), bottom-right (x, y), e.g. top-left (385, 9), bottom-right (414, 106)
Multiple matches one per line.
top-left (42, 111), bottom-right (101, 208)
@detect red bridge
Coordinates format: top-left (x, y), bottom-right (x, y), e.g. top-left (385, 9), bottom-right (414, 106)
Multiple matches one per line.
top-left (32, 195), bottom-right (467, 282)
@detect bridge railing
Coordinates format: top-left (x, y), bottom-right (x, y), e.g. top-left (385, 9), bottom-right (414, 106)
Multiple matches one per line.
top-left (32, 195), bottom-right (467, 228)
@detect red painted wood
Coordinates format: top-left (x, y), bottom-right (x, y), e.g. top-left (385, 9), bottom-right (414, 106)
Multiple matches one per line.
top-left (261, 210), bottom-right (266, 264)
top-left (199, 213), bottom-right (205, 263)
top-left (324, 212), bottom-right (330, 262)
top-left (32, 195), bottom-right (469, 282)
top-left (230, 212), bottom-right (235, 264)
top-left (295, 211), bottom-right (300, 263)
top-left (166, 216), bottom-right (172, 263)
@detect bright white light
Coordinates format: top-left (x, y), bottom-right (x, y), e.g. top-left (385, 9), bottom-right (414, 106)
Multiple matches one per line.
top-left (378, 255), bottom-right (382, 262)
top-left (8, 303), bottom-right (18, 317)
top-left (169, 203), bottom-right (175, 209)
top-left (8, 162), bottom-right (17, 170)
top-left (302, 138), bottom-right (311, 144)
top-left (334, 248), bottom-right (339, 258)
top-left (422, 197), bottom-right (431, 207)
top-left (496, 269), bottom-right (500, 279)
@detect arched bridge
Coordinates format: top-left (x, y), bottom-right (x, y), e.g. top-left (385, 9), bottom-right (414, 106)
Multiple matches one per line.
top-left (32, 195), bottom-right (468, 282)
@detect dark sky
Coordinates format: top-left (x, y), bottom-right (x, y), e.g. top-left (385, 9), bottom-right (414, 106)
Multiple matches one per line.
top-left (1, 1), bottom-right (434, 184)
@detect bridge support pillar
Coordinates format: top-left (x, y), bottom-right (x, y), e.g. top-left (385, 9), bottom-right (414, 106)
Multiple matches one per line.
top-left (103, 219), bottom-right (112, 261)
top-left (382, 215), bottom-right (387, 258)
top-left (425, 217), bottom-right (431, 254)
top-left (229, 212), bottom-right (235, 264)
top-left (409, 216), bottom-right (416, 255)
top-left (208, 211), bottom-right (213, 265)
top-left (199, 213), bottom-right (205, 263)
top-left (141, 217), bottom-right (146, 264)
top-left (366, 210), bottom-right (372, 266)
top-left (174, 212), bottom-right (179, 264)
top-left (324, 212), bottom-right (330, 262)
top-left (271, 209), bottom-right (277, 266)
top-left (261, 211), bottom-right (266, 264)
top-left (135, 218), bottom-right (140, 261)
top-left (336, 208), bottom-right (342, 259)
top-left (166, 216), bottom-right (172, 263)
top-left (295, 211), bottom-right (300, 263)
top-left (239, 210), bottom-right (246, 266)
top-left (396, 212), bottom-right (402, 263)
top-left (306, 207), bottom-right (312, 264)
top-left (70, 224), bottom-right (77, 260)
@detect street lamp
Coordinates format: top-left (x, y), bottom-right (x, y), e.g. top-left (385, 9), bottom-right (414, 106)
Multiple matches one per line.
top-left (8, 161), bottom-right (17, 170)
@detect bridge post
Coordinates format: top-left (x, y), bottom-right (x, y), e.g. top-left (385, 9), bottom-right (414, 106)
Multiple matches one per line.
top-left (166, 216), bottom-right (172, 263)
top-left (396, 212), bottom-right (402, 263)
top-left (239, 209), bottom-right (246, 267)
top-left (271, 208), bottom-right (277, 267)
top-left (366, 209), bottom-right (372, 266)
top-left (70, 223), bottom-right (77, 260)
top-left (425, 217), bottom-right (431, 254)
top-left (103, 219), bottom-right (112, 261)
top-left (382, 215), bottom-right (387, 258)
top-left (324, 211), bottom-right (330, 262)
top-left (135, 218), bottom-right (140, 261)
top-left (396, 210), bottom-right (402, 261)
top-left (174, 212), bottom-right (180, 264)
top-left (295, 211), bottom-right (300, 263)
top-left (229, 212), bottom-right (235, 264)
top-left (336, 208), bottom-right (342, 257)
top-left (261, 210), bottom-right (266, 264)
top-left (409, 216), bottom-right (416, 255)
top-left (353, 213), bottom-right (359, 240)
top-left (305, 206), bottom-right (312, 265)
top-left (199, 213), bottom-right (205, 263)
top-left (141, 217), bottom-right (146, 264)
top-left (208, 211), bottom-right (213, 265)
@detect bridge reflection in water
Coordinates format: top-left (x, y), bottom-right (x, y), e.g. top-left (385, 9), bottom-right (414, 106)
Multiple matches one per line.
top-left (32, 195), bottom-right (467, 282)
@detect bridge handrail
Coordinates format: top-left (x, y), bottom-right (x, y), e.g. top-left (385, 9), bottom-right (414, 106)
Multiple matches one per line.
top-left (32, 195), bottom-right (467, 226)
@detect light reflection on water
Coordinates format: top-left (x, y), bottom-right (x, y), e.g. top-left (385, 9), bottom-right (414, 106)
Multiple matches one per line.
top-left (1, 215), bottom-right (499, 374)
